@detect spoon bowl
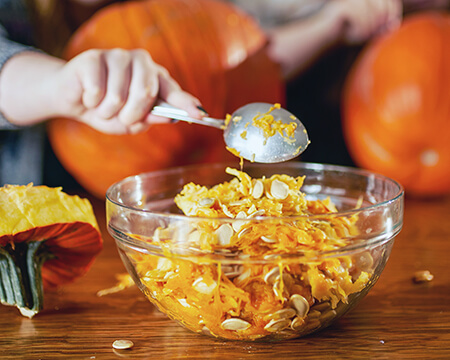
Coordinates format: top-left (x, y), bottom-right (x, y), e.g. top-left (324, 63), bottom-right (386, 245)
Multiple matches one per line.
top-left (224, 102), bottom-right (309, 163)
top-left (151, 102), bottom-right (309, 163)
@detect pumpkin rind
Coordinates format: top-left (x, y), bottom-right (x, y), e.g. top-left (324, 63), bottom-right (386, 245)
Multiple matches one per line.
top-left (47, 0), bottom-right (284, 198)
top-left (0, 184), bottom-right (102, 317)
top-left (342, 12), bottom-right (450, 196)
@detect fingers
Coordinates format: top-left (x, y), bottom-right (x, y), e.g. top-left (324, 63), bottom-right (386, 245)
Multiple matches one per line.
top-left (75, 50), bottom-right (106, 109)
top-left (157, 65), bottom-right (204, 119)
top-left (95, 48), bottom-right (132, 119)
top-left (116, 49), bottom-right (159, 126)
top-left (340, 0), bottom-right (403, 44)
top-left (74, 48), bottom-right (203, 134)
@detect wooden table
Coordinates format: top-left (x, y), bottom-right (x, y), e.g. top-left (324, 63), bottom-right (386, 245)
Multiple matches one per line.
top-left (1, 192), bottom-right (450, 359)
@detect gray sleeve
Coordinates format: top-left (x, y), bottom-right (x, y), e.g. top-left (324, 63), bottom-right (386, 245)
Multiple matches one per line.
top-left (0, 24), bottom-right (37, 130)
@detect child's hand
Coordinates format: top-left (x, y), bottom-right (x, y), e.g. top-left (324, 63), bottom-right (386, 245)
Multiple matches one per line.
top-left (55, 48), bottom-right (203, 134)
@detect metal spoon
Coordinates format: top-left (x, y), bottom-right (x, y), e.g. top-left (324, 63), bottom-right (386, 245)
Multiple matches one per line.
top-left (151, 102), bottom-right (309, 163)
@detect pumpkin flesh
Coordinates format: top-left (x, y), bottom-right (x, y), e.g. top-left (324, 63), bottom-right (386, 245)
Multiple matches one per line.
top-left (0, 185), bottom-right (102, 317)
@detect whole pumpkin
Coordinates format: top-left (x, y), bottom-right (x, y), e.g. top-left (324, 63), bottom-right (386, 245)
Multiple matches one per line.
top-left (342, 11), bottom-right (450, 197)
top-left (47, 0), bottom-right (284, 198)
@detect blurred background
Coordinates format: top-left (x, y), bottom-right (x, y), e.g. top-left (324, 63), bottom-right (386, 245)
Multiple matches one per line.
top-left (14, 0), bottom-right (448, 196)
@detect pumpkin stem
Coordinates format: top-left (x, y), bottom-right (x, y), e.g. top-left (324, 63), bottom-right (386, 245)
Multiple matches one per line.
top-left (0, 241), bottom-right (53, 318)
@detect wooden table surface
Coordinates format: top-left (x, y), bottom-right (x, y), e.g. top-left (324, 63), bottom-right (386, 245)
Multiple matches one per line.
top-left (1, 192), bottom-right (449, 359)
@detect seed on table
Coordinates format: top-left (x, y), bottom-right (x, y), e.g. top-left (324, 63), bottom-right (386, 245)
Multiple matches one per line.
top-left (413, 270), bottom-right (434, 283)
top-left (221, 318), bottom-right (251, 331)
top-left (112, 339), bottom-right (134, 350)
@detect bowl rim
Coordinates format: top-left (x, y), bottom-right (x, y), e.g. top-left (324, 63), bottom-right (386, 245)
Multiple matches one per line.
top-left (106, 161), bottom-right (404, 220)
top-left (106, 162), bottom-right (404, 261)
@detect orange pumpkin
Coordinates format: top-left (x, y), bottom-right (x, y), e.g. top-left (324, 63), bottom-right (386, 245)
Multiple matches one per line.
top-left (342, 11), bottom-right (450, 197)
top-left (47, 0), bottom-right (284, 198)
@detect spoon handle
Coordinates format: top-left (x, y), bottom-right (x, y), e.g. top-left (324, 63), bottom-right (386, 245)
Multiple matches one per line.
top-left (151, 101), bottom-right (224, 129)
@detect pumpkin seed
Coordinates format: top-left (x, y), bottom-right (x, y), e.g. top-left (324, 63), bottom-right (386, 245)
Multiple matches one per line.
top-left (290, 316), bottom-right (305, 331)
top-left (192, 277), bottom-right (217, 295)
top-left (355, 252), bottom-right (374, 271)
top-left (304, 319), bottom-right (321, 332)
top-left (270, 180), bottom-right (289, 200)
top-left (273, 280), bottom-right (289, 299)
top-left (112, 339), bottom-right (134, 350)
top-left (319, 309), bottom-right (337, 323)
top-left (221, 318), bottom-right (251, 331)
top-left (311, 301), bottom-right (330, 312)
top-left (289, 294), bottom-right (310, 318)
top-left (198, 197), bottom-right (215, 207)
top-left (234, 268), bottom-right (251, 286)
top-left (187, 230), bottom-right (201, 245)
top-left (261, 235), bottom-right (276, 243)
top-left (281, 273), bottom-right (295, 288)
top-left (232, 211), bottom-right (248, 232)
top-left (163, 271), bottom-right (175, 281)
top-left (263, 254), bottom-right (279, 261)
top-left (248, 209), bottom-right (265, 217)
top-left (222, 265), bottom-right (242, 279)
top-left (156, 258), bottom-right (173, 271)
top-left (237, 227), bottom-right (251, 238)
top-left (215, 224), bottom-right (234, 246)
top-left (178, 298), bottom-right (191, 308)
top-left (201, 326), bottom-right (212, 336)
top-left (264, 267), bottom-right (280, 285)
top-left (251, 179), bottom-right (264, 199)
top-left (308, 310), bottom-right (321, 319)
top-left (413, 270), bottom-right (434, 283)
top-left (264, 318), bottom-right (291, 333)
top-left (221, 204), bottom-right (234, 218)
top-left (264, 308), bottom-right (297, 321)
top-left (247, 204), bottom-right (257, 215)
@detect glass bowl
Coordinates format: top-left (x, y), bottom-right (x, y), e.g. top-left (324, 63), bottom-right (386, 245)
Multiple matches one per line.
top-left (106, 162), bottom-right (404, 341)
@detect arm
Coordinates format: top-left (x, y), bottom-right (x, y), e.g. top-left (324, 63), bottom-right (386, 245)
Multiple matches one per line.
top-left (266, 0), bottom-right (403, 79)
top-left (0, 49), bottom-right (203, 134)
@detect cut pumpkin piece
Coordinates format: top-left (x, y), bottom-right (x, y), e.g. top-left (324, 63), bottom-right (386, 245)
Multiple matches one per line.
top-left (0, 184), bottom-right (102, 318)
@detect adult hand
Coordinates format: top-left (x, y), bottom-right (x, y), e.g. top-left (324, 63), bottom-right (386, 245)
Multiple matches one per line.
top-left (325, 0), bottom-right (403, 44)
top-left (55, 48), bottom-right (202, 134)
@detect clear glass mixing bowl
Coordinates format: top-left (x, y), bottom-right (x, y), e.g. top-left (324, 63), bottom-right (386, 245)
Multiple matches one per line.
top-left (106, 162), bottom-right (404, 341)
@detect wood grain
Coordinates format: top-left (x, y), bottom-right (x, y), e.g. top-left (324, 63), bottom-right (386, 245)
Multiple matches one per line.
top-left (1, 194), bottom-right (449, 359)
